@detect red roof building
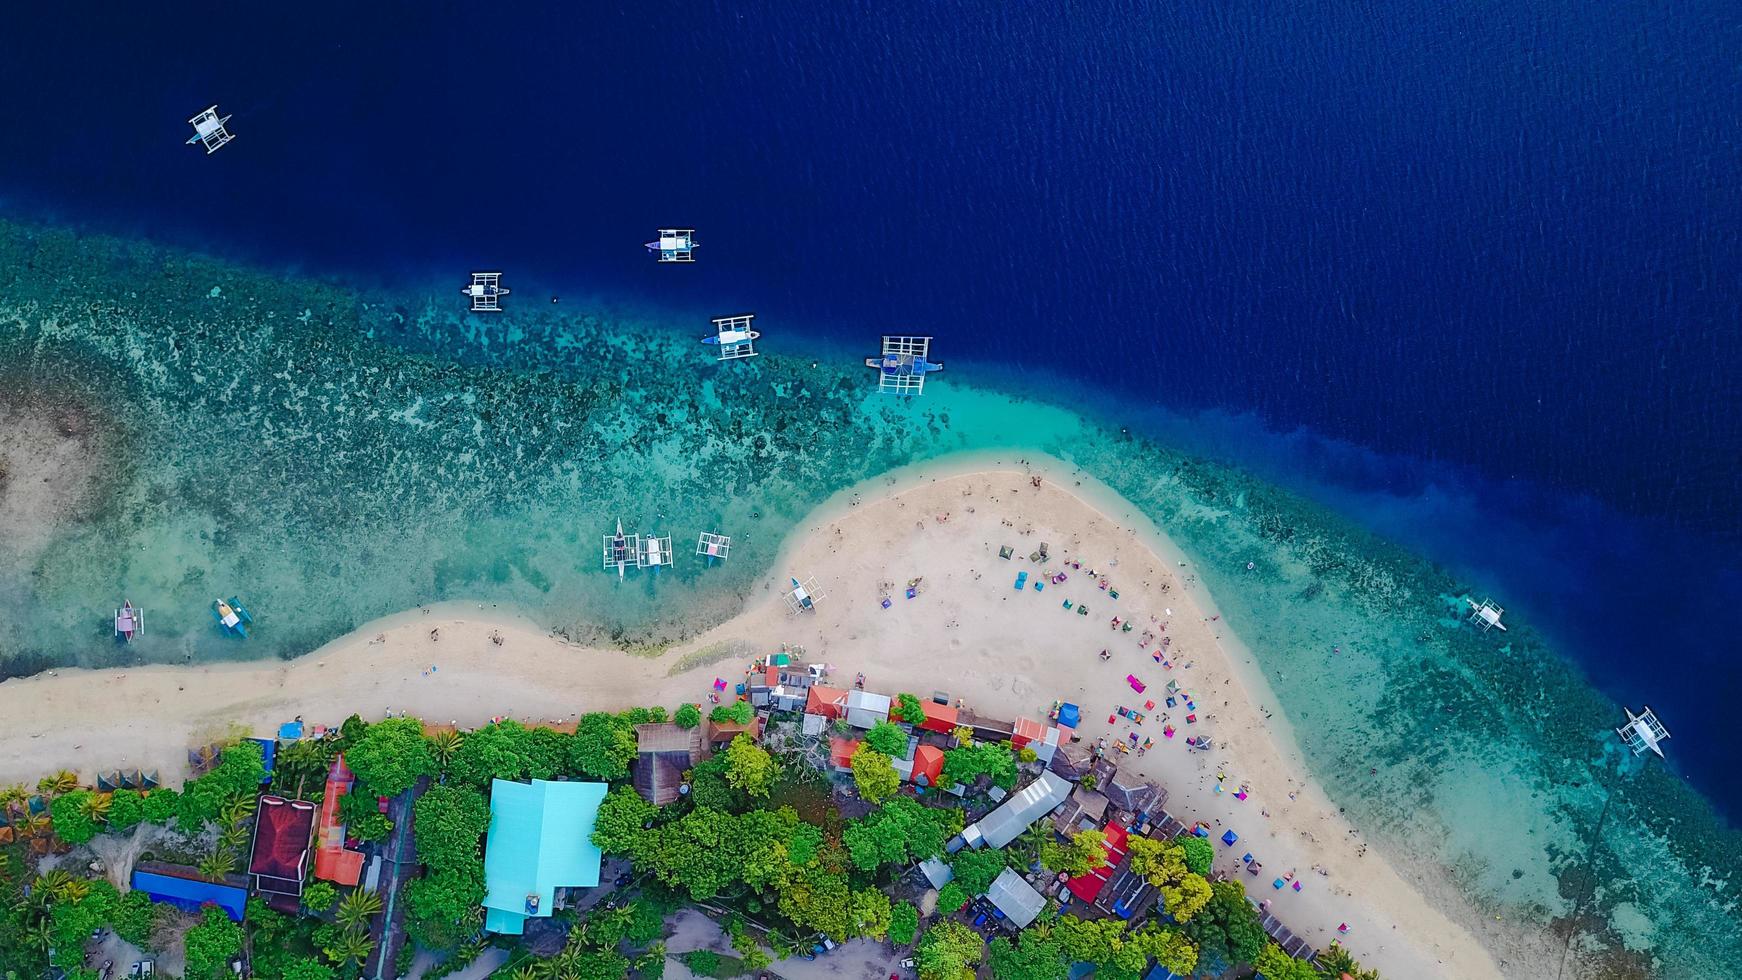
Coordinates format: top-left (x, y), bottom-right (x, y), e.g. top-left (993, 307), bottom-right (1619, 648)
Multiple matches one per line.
top-left (1010, 716), bottom-right (1048, 748)
top-left (312, 755), bottom-right (365, 887)
top-left (806, 684), bottom-right (850, 720)
top-left (893, 698), bottom-right (958, 735)
top-left (1064, 821), bottom-right (1129, 904)
top-left (249, 796), bottom-right (317, 897)
top-left (909, 744), bottom-right (945, 786)
top-left (829, 737), bottom-right (862, 772)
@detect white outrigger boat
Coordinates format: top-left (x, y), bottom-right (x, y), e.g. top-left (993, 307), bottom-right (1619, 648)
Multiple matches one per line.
top-left (1617, 706), bottom-right (1671, 758)
top-left (603, 520), bottom-right (639, 580)
top-left (186, 106), bottom-right (235, 154)
top-left (703, 314), bottom-right (760, 360)
top-left (645, 228), bottom-right (698, 262)
top-left (114, 600), bottom-right (144, 642)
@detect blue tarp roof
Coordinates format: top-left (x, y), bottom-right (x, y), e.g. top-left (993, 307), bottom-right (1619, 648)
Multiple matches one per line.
top-left (482, 778), bottom-right (607, 935)
top-left (1057, 703), bottom-right (1080, 728)
top-left (132, 870), bottom-right (247, 921)
top-left (279, 720), bottom-right (304, 740)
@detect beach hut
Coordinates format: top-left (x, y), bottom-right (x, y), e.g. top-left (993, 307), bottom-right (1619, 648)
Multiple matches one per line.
top-left (1465, 597), bottom-right (1507, 632)
top-left (186, 106), bottom-right (235, 153)
top-left (845, 690), bottom-right (891, 729)
top-left (704, 314), bottom-right (760, 360)
top-left (1617, 706), bottom-right (1671, 758)
top-left (633, 723), bottom-right (703, 805)
top-left (645, 228), bottom-right (697, 262)
top-left (248, 796), bottom-right (318, 899)
top-left (461, 272), bottom-right (510, 312)
top-left (864, 335), bottom-right (944, 395)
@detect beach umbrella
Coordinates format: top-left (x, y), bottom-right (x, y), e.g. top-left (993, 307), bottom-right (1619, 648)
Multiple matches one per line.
top-left (97, 772), bottom-right (120, 793)
top-left (1221, 830), bottom-right (1238, 846)
top-left (141, 770), bottom-right (160, 789)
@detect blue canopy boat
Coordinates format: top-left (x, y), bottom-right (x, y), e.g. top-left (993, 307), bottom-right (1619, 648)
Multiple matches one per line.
top-left (211, 596), bottom-right (253, 638)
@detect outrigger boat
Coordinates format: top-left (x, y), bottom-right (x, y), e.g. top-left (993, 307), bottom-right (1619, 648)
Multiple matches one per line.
top-left (114, 600), bottom-right (143, 642)
top-left (211, 597), bottom-right (253, 638)
top-left (645, 228), bottom-right (697, 262)
top-left (865, 336), bottom-right (944, 395)
top-left (604, 520), bottom-right (634, 580)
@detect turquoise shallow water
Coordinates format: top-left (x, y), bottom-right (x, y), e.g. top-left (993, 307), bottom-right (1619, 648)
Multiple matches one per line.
top-left (0, 222), bottom-right (1737, 976)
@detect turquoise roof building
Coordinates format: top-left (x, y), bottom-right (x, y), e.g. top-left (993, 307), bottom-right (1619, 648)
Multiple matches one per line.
top-left (482, 777), bottom-right (609, 935)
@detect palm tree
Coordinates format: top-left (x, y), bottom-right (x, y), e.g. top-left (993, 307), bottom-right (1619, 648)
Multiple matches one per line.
top-left (81, 792), bottom-right (113, 824)
top-left (508, 966), bottom-right (539, 980)
top-left (323, 928), bottom-right (376, 969)
top-left (198, 847), bottom-right (237, 882)
top-left (0, 783), bottom-right (29, 815)
top-left (32, 869), bottom-right (78, 901)
top-left (428, 729), bottom-right (463, 770)
top-left (634, 943), bottom-right (667, 974)
top-left (37, 771), bottom-right (77, 798)
top-left (218, 824), bottom-right (251, 854)
top-left (219, 794), bottom-right (257, 826)
top-left (335, 888), bottom-right (385, 931)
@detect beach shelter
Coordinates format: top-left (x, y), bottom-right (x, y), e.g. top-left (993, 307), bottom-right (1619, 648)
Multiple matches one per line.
top-left (97, 772), bottom-right (121, 793)
top-left (1055, 702), bottom-right (1080, 728)
top-left (1221, 829), bottom-right (1239, 846)
top-left (141, 769), bottom-right (160, 789)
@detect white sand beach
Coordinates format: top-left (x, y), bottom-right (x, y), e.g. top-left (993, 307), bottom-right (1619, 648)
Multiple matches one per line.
top-left (0, 460), bottom-right (1499, 979)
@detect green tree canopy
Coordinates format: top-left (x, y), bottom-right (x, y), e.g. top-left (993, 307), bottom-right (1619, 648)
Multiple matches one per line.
top-left (934, 882), bottom-right (969, 915)
top-left (708, 700), bottom-right (754, 725)
top-left (280, 959), bottom-right (337, 980)
top-left (1254, 942), bottom-right (1319, 980)
top-left (842, 799), bottom-right (955, 871)
top-left (674, 703), bottom-right (702, 729)
top-left (337, 790), bottom-right (393, 842)
top-left (301, 880), bottom-right (338, 914)
top-left (851, 887), bottom-right (892, 939)
top-left (592, 786), bottom-right (658, 857)
top-left (892, 693), bottom-right (928, 726)
top-left (107, 789), bottom-right (146, 831)
top-left (179, 741), bottom-right (267, 828)
top-left (1181, 879), bottom-right (1267, 969)
top-left (916, 921), bottom-right (983, 980)
top-left (1127, 837), bottom-right (1212, 922)
top-left (142, 787), bottom-right (180, 823)
top-left (1175, 833), bottom-right (1214, 876)
top-left (946, 847), bottom-right (1007, 896)
top-left (447, 720), bottom-right (562, 787)
top-left (571, 712), bottom-right (639, 782)
top-left (941, 741), bottom-right (1018, 790)
top-left (850, 746), bottom-right (900, 803)
top-left (722, 733), bottom-right (776, 797)
top-left (1041, 828), bottom-right (1108, 878)
top-left (345, 718), bottom-right (434, 797)
top-left (864, 721), bottom-right (909, 758)
top-left (404, 866), bottom-right (484, 950)
top-left (988, 930), bottom-right (1068, 980)
top-left (888, 901), bottom-right (920, 946)
top-left (183, 905), bottom-right (244, 979)
top-left (50, 791), bottom-right (101, 844)
top-left (413, 784), bottom-right (492, 871)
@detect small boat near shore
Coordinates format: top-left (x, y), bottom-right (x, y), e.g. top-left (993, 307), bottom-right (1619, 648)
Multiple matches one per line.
top-left (113, 600), bottom-right (143, 642)
top-left (865, 335), bottom-right (943, 395)
top-left (211, 597), bottom-right (253, 638)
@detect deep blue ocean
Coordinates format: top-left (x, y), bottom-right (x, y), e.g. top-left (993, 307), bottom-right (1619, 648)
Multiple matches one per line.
top-left (3, 3), bottom-right (1738, 817)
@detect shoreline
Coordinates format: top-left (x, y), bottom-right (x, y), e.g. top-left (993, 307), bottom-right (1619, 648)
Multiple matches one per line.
top-left (0, 459), bottom-right (1502, 978)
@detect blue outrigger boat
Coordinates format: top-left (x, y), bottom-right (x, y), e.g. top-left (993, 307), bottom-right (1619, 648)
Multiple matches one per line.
top-left (211, 597), bottom-right (253, 638)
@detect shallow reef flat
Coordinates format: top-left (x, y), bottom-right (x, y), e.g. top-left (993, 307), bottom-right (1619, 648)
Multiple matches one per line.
top-left (0, 220), bottom-right (1735, 977)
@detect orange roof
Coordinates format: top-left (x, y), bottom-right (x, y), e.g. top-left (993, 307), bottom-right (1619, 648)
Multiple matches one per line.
top-left (312, 754), bottom-right (365, 887)
top-left (1010, 716), bottom-right (1047, 747)
top-left (909, 744), bottom-right (945, 785)
top-left (806, 684), bottom-right (850, 719)
top-left (829, 737), bottom-right (862, 769)
top-left (763, 666), bottom-right (780, 685)
top-left (918, 701), bottom-right (958, 734)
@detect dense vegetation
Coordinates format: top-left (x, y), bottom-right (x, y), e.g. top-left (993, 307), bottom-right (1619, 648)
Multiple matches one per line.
top-left (0, 702), bottom-right (1383, 980)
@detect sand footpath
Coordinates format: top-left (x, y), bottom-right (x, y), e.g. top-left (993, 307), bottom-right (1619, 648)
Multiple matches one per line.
top-left (0, 460), bottom-right (1499, 979)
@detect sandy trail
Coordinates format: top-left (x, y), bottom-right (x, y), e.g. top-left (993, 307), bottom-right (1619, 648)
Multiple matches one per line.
top-left (0, 463), bottom-right (1498, 979)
